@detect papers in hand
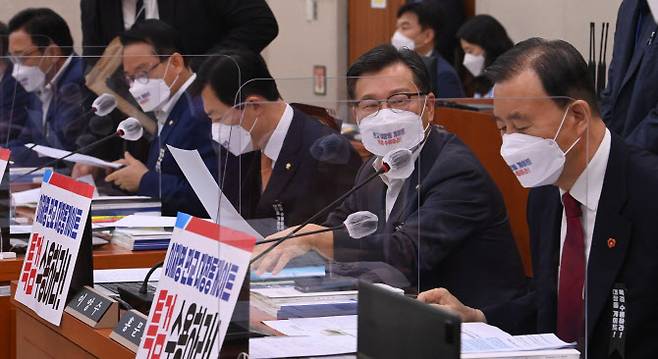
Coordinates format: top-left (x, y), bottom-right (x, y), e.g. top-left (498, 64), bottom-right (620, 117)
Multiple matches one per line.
top-left (26, 143), bottom-right (122, 169)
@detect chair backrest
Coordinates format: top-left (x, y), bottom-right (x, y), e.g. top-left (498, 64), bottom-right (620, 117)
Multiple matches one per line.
top-left (290, 103), bottom-right (341, 131)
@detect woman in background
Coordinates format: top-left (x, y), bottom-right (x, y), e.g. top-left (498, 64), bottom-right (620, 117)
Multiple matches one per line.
top-left (457, 15), bottom-right (513, 98)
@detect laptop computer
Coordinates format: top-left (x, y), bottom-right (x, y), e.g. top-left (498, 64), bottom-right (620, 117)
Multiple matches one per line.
top-left (358, 281), bottom-right (461, 359)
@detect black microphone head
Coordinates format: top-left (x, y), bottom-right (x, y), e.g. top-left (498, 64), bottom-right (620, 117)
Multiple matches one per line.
top-left (92, 93), bottom-right (117, 116)
top-left (309, 133), bottom-right (351, 165)
top-left (343, 211), bottom-right (379, 239)
top-left (89, 115), bottom-right (116, 136)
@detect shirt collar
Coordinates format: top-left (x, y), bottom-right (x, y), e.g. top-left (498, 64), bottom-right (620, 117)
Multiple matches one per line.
top-left (559, 128), bottom-right (611, 211)
top-left (155, 72), bottom-right (196, 125)
top-left (38, 55), bottom-right (73, 101)
top-left (263, 103), bottom-right (294, 164)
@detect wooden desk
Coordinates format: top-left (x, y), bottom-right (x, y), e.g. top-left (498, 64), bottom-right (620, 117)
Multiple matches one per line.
top-left (11, 282), bottom-right (134, 359)
top-left (434, 107), bottom-right (532, 275)
top-left (2, 244), bottom-right (166, 359)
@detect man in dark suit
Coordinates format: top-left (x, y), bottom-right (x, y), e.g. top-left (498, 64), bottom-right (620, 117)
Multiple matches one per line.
top-left (80, 0), bottom-right (279, 62)
top-left (104, 20), bottom-right (217, 218)
top-left (197, 48), bottom-right (362, 230)
top-left (601, 0), bottom-right (658, 153)
top-left (252, 45), bottom-right (526, 307)
top-left (393, 1), bottom-right (464, 98)
top-left (7, 8), bottom-right (95, 166)
top-left (0, 21), bottom-right (29, 146)
top-left (419, 38), bottom-right (658, 358)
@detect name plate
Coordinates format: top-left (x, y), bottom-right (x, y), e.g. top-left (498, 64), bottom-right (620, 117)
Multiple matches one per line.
top-left (64, 285), bottom-right (118, 328)
top-left (110, 309), bottom-right (148, 353)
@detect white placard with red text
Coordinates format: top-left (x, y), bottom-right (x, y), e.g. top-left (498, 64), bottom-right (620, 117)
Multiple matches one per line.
top-left (14, 170), bottom-right (94, 326)
top-left (0, 148), bottom-right (10, 182)
top-left (137, 212), bottom-right (256, 358)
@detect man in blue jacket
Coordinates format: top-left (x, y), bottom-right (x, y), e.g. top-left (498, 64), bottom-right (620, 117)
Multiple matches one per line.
top-left (7, 8), bottom-right (94, 166)
top-left (104, 20), bottom-right (217, 217)
top-left (0, 21), bottom-right (29, 146)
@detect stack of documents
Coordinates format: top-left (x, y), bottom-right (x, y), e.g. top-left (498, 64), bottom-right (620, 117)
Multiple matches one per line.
top-left (9, 167), bottom-right (50, 183)
top-left (250, 317), bottom-right (579, 359)
top-left (91, 196), bottom-right (161, 217)
top-left (251, 285), bottom-right (358, 319)
top-left (108, 215), bottom-right (176, 251)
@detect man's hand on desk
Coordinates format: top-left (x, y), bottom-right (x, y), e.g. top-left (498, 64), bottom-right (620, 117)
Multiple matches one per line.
top-left (104, 152), bottom-right (148, 192)
top-left (417, 287), bottom-right (487, 323)
top-left (252, 224), bottom-right (334, 276)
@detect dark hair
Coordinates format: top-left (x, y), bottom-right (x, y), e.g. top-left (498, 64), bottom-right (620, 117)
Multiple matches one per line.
top-left (486, 38), bottom-right (600, 114)
top-left (457, 15), bottom-right (513, 68)
top-left (196, 47), bottom-right (280, 105)
top-left (346, 44), bottom-right (431, 100)
top-left (120, 19), bottom-right (187, 65)
top-left (0, 21), bottom-right (7, 59)
top-left (397, 1), bottom-right (443, 49)
top-left (8, 8), bottom-right (73, 56)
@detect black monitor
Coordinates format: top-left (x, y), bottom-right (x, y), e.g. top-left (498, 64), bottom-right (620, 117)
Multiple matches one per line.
top-left (357, 281), bottom-right (461, 359)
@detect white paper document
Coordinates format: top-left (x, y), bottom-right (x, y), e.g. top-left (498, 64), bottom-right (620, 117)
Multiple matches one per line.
top-left (264, 315), bottom-right (357, 337)
top-left (167, 145), bottom-right (262, 239)
top-left (112, 215), bottom-right (177, 228)
top-left (12, 187), bottom-right (41, 206)
top-left (249, 335), bottom-right (356, 359)
top-left (251, 285), bottom-right (358, 299)
top-left (26, 143), bottom-right (122, 169)
top-left (461, 322), bottom-right (573, 354)
top-left (93, 268), bottom-right (162, 283)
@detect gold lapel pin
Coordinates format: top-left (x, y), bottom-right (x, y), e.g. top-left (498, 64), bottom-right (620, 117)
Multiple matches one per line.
top-left (285, 163), bottom-right (292, 170)
top-left (607, 237), bottom-right (617, 249)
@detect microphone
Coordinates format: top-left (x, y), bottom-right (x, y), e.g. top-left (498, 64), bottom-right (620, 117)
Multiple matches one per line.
top-left (310, 133), bottom-right (352, 165)
top-left (117, 260), bottom-right (163, 314)
top-left (25, 93), bottom-right (118, 151)
top-left (256, 211), bottom-right (379, 245)
top-left (19, 118), bottom-right (144, 180)
top-left (251, 150), bottom-right (406, 264)
top-left (588, 22), bottom-right (596, 88)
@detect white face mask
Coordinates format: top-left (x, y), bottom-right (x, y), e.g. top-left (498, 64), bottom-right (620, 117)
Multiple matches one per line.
top-left (212, 120), bottom-right (256, 156)
top-left (12, 63), bottom-right (46, 93)
top-left (500, 106), bottom-right (580, 188)
top-left (391, 31), bottom-right (416, 51)
top-left (358, 102), bottom-right (426, 157)
top-left (129, 60), bottom-right (174, 113)
top-left (463, 53), bottom-right (485, 77)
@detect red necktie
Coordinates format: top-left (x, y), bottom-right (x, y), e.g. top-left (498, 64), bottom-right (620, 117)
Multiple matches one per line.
top-left (557, 192), bottom-right (586, 343)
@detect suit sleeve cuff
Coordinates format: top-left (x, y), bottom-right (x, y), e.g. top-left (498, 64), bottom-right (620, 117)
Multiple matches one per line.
top-left (332, 229), bottom-right (384, 262)
top-left (138, 170), bottom-right (158, 197)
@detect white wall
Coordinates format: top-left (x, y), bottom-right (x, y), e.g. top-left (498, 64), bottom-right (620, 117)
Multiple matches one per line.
top-left (0, 0), bottom-right (82, 51)
top-left (262, 0), bottom-right (348, 106)
top-left (476, 0), bottom-right (622, 65)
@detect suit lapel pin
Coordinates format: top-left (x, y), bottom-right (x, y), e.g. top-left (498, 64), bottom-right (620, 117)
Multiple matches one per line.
top-left (168, 120), bottom-right (174, 126)
top-left (608, 237), bottom-right (617, 249)
top-left (285, 163), bottom-right (292, 170)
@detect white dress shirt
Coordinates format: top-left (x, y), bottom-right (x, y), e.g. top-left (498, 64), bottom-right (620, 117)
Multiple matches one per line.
top-left (122, 0), bottom-right (160, 30)
top-left (372, 141), bottom-right (425, 221)
top-left (558, 128), bottom-right (611, 279)
top-left (262, 103), bottom-right (294, 168)
top-left (37, 55), bottom-right (73, 126)
top-left (154, 73), bottom-right (196, 135)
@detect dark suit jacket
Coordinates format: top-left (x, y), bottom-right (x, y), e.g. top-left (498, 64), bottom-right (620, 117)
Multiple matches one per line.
top-left (485, 132), bottom-right (658, 358)
top-left (601, 0), bottom-right (658, 153)
top-left (138, 91), bottom-right (217, 218)
top-left (80, 0), bottom-right (278, 59)
top-left (219, 108), bottom-right (362, 228)
top-left (10, 56), bottom-right (94, 166)
top-left (424, 52), bottom-right (465, 99)
top-left (0, 63), bottom-right (30, 145)
top-left (325, 127), bottom-right (527, 307)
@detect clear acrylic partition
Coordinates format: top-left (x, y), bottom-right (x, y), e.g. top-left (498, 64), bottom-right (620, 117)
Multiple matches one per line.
top-left (211, 75), bottom-right (428, 354)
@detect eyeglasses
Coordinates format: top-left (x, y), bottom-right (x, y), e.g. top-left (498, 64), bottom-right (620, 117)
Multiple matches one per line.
top-left (355, 92), bottom-right (427, 119)
top-left (9, 47), bottom-right (42, 65)
top-left (124, 62), bottom-right (161, 86)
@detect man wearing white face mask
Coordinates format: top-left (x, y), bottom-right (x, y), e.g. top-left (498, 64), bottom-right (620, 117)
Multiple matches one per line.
top-left (253, 45), bottom-right (527, 307)
top-left (104, 20), bottom-right (217, 218)
top-left (7, 8), bottom-right (95, 166)
top-left (392, 1), bottom-right (464, 99)
top-left (197, 48), bottom-right (361, 229)
top-left (418, 38), bottom-right (658, 358)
